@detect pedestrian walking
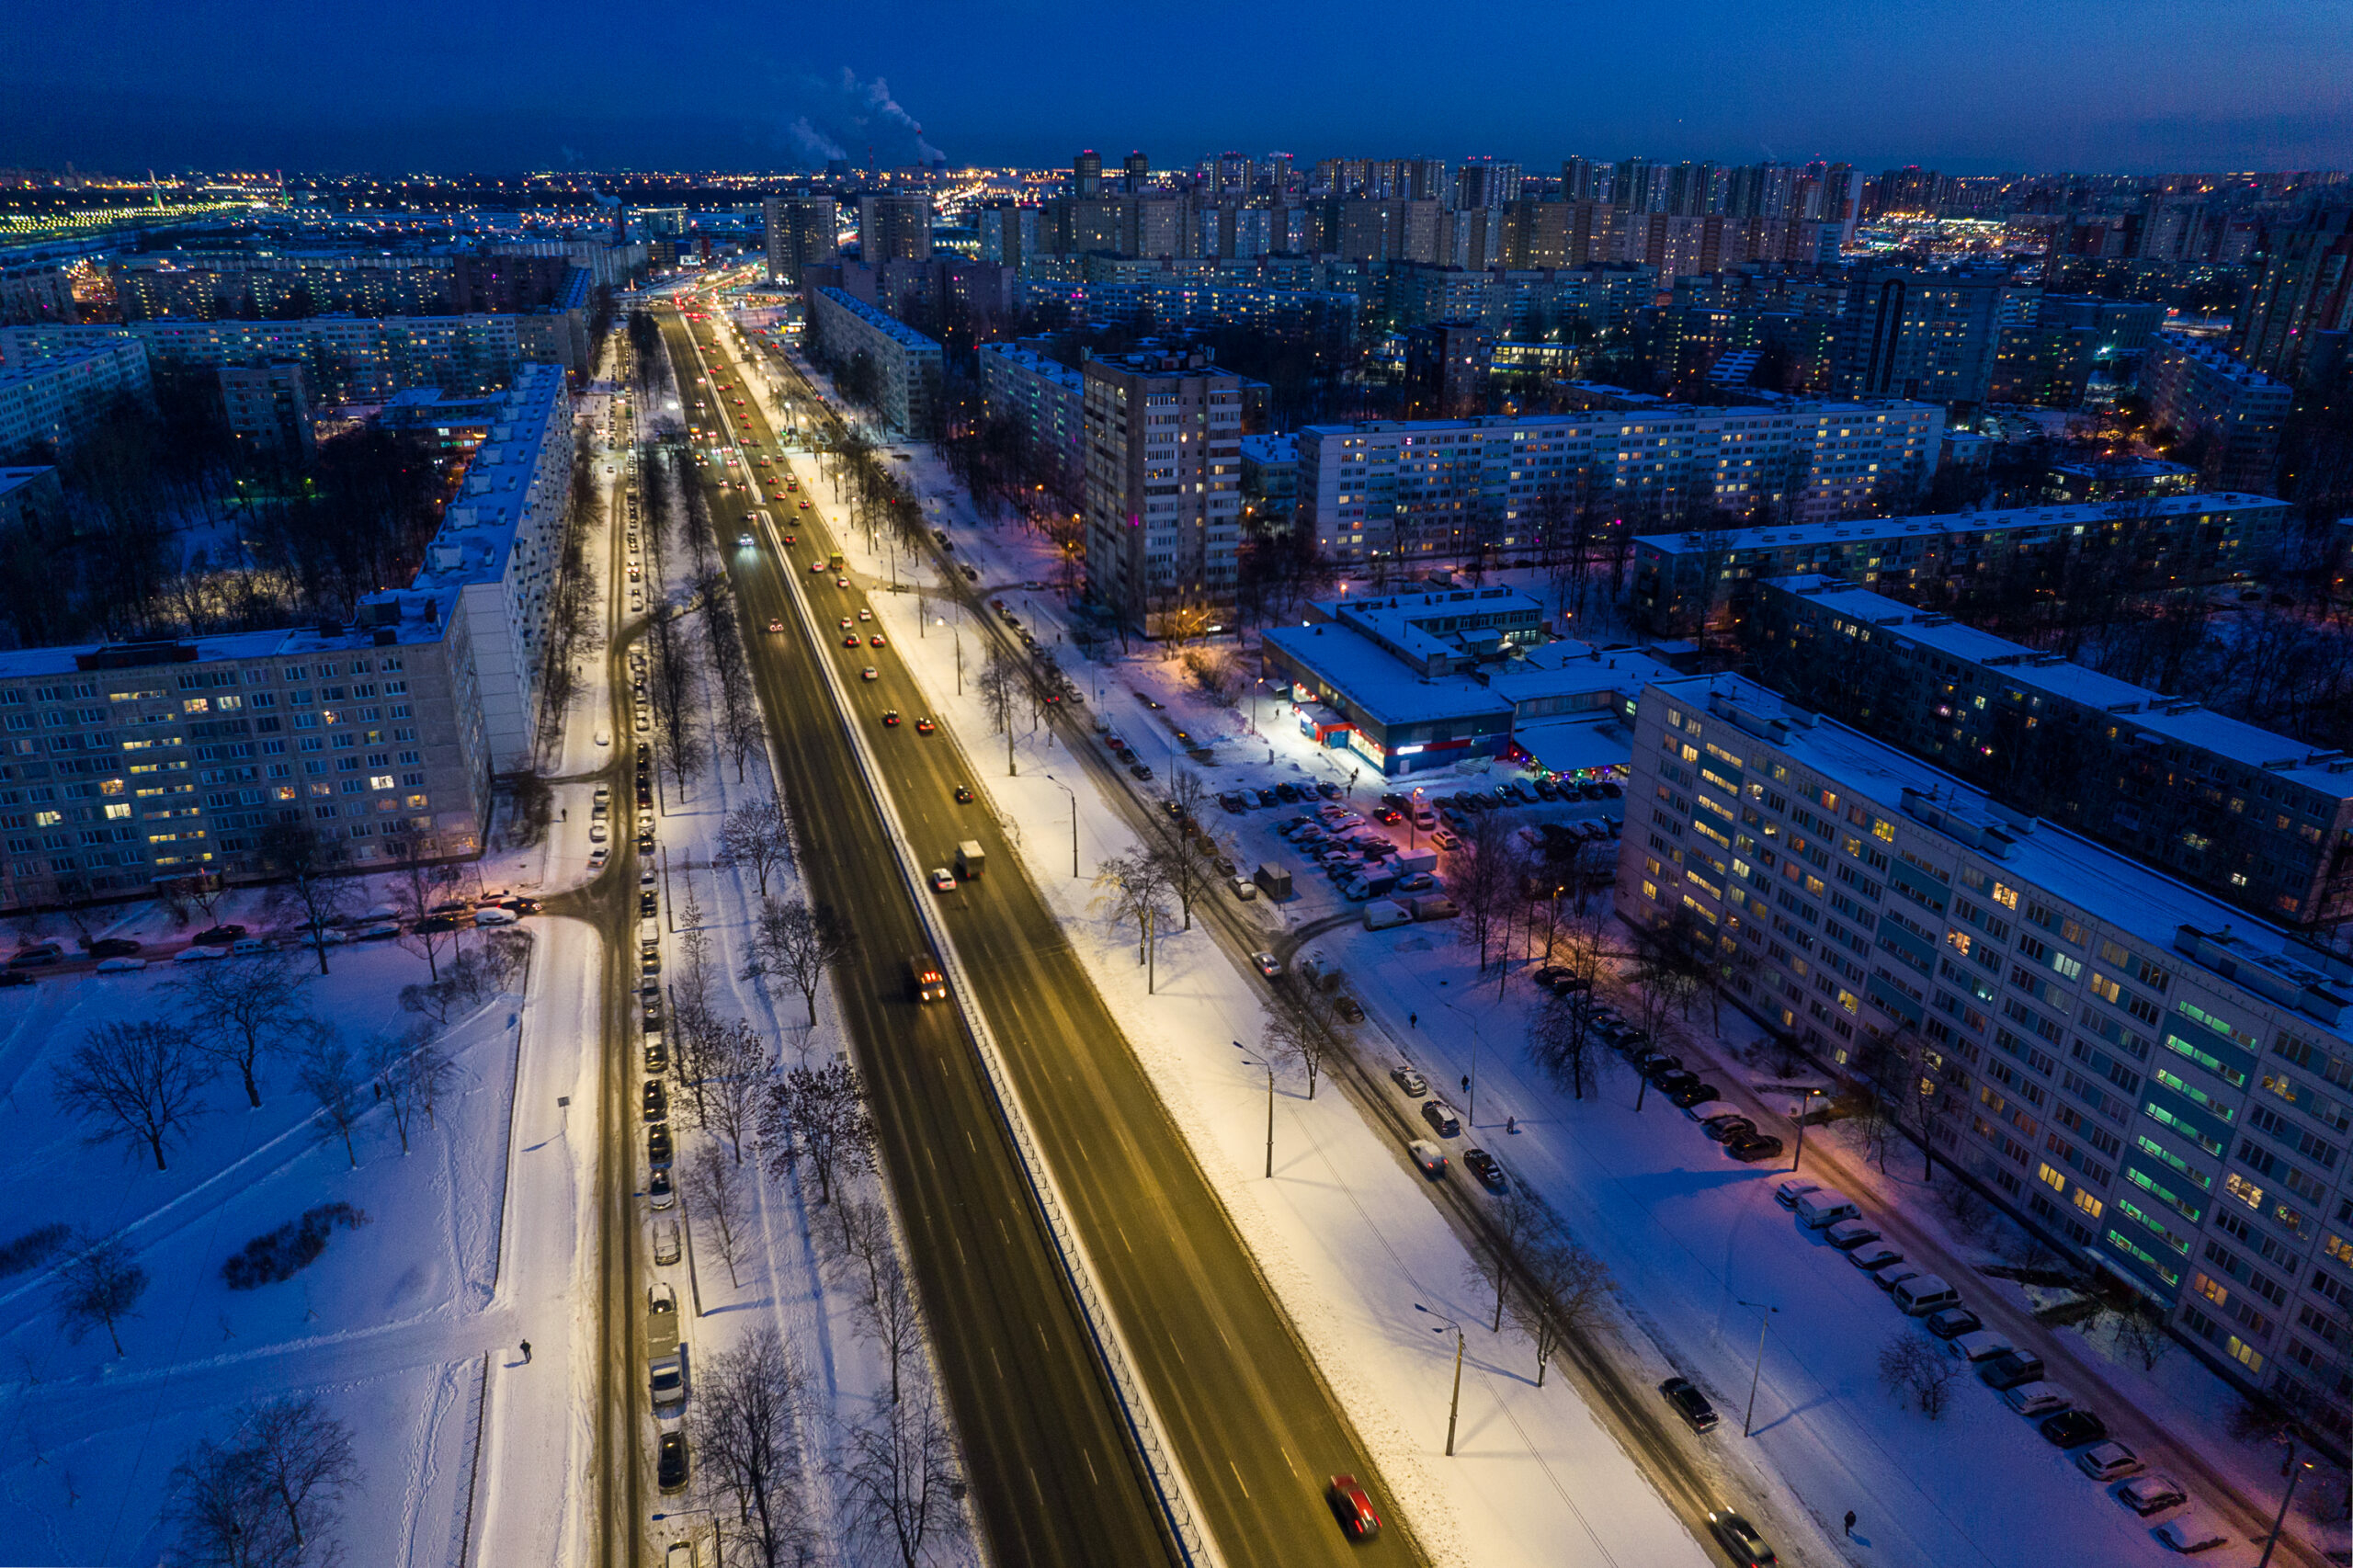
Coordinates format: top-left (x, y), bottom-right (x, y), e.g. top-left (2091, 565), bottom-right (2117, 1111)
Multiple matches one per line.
top-left (1409, 1012), bottom-right (1417, 1029)
top-left (520, 1340), bottom-right (532, 1365)
top-left (1843, 1510), bottom-right (1856, 1538)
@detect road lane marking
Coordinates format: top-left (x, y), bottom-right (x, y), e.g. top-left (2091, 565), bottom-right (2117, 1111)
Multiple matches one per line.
top-left (1228, 1459), bottom-right (1250, 1499)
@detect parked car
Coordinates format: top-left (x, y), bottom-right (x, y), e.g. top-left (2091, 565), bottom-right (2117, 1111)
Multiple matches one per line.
top-left (1420, 1099), bottom-right (1461, 1138)
top-left (1979, 1350), bottom-right (2047, 1391)
top-left (89, 937), bottom-right (142, 959)
top-left (1461, 1148), bottom-right (1506, 1193)
top-left (2154, 1510), bottom-right (2227, 1554)
top-left (1699, 1112), bottom-right (1756, 1143)
top-left (1391, 1064), bottom-right (1427, 1096)
top-left (8, 944), bottom-right (63, 968)
top-left (2117, 1474), bottom-right (2189, 1517)
top-left (1824, 1218), bottom-right (1883, 1250)
top-left (1725, 1133), bottom-right (1784, 1162)
top-left (657, 1429), bottom-right (688, 1492)
top-left (1773, 1178), bottom-right (1818, 1210)
top-left (642, 1080), bottom-right (668, 1122)
top-left (1666, 1080), bottom-right (1719, 1109)
top-left (173, 944), bottom-right (227, 963)
top-left (2040, 1410), bottom-right (2109, 1449)
top-left (1659, 1376), bottom-right (1718, 1433)
top-left (191, 925), bottom-right (247, 946)
top-left (2074, 1440), bottom-right (2143, 1480)
top-left (2002, 1382), bottom-right (2072, 1417)
top-left (1847, 1241), bottom-right (1905, 1272)
top-left (648, 1167), bottom-right (676, 1210)
top-left (95, 955), bottom-right (148, 972)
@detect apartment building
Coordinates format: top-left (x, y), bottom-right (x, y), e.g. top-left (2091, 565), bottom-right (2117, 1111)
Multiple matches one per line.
top-left (1618, 673), bottom-right (2353, 1407)
top-left (2138, 331), bottom-right (2294, 495)
top-left (218, 363), bottom-right (316, 459)
top-left (1294, 400), bottom-right (1944, 566)
top-left (1835, 267), bottom-right (2031, 406)
top-left (0, 340), bottom-right (154, 455)
top-left (0, 596), bottom-right (494, 909)
top-left (2, 316), bottom-right (542, 404)
top-left (761, 196), bottom-right (841, 286)
top-left (1629, 492), bottom-right (2290, 635)
top-left (405, 363), bottom-right (574, 771)
top-left (806, 287), bottom-right (944, 437)
top-left (856, 195), bottom-right (934, 265)
top-left (976, 341), bottom-right (1086, 495)
top-left (1756, 576), bottom-right (2353, 927)
top-left (1081, 348), bottom-right (1245, 634)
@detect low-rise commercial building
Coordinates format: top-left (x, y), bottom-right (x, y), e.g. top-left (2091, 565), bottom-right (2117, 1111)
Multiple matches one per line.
top-left (1617, 672), bottom-right (2353, 1408)
top-left (0, 340), bottom-right (154, 456)
top-left (807, 287), bottom-right (943, 436)
top-left (1629, 492), bottom-right (2290, 635)
top-left (1755, 575), bottom-right (2353, 928)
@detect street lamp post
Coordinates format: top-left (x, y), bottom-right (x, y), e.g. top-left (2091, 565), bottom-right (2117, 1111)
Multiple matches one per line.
top-left (2256, 1446), bottom-right (2313, 1568)
top-left (1790, 1087), bottom-right (1824, 1173)
top-left (1046, 775), bottom-right (1079, 879)
top-left (1415, 1304), bottom-right (1466, 1457)
top-left (1738, 1300), bottom-right (1780, 1437)
top-left (1235, 1041), bottom-right (1274, 1178)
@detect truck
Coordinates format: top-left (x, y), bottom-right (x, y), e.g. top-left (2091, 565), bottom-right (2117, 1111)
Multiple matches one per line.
top-left (1363, 899), bottom-right (1414, 930)
top-left (1392, 848), bottom-right (1437, 875)
top-left (1253, 862), bottom-right (1292, 901)
top-left (954, 840), bottom-right (985, 880)
top-left (1410, 894), bottom-right (1459, 921)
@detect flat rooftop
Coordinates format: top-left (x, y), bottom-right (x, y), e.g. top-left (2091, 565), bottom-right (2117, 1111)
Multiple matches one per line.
top-left (1766, 575), bottom-right (2353, 795)
top-left (1654, 672), bottom-right (2349, 1014)
top-left (1262, 621), bottom-right (1514, 729)
top-left (816, 288), bottom-right (942, 352)
top-left (1635, 492), bottom-right (2283, 557)
top-left (409, 362), bottom-right (568, 595)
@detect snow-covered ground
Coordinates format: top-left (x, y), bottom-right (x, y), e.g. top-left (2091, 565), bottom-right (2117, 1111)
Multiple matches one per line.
top-left (743, 326), bottom-right (2347, 1568)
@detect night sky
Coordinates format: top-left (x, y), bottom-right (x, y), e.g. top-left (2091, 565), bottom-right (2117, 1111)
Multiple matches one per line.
top-left (4, 0), bottom-right (2349, 175)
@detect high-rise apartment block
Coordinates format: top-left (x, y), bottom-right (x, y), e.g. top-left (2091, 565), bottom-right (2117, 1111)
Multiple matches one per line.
top-left (1630, 493), bottom-right (2288, 634)
top-left (218, 363), bottom-right (316, 459)
top-left (2235, 208), bottom-right (2353, 382)
top-left (1754, 576), bottom-right (2353, 926)
top-left (0, 340), bottom-right (153, 455)
top-left (1617, 673), bottom-right (2353, 1403)
top-left (2138, 332), bottom-right (2293, 494)
top-left (762, 197), bottom-right (841, 286)
top-left (855, 195), bottom-right (934, 265)
top-left (807, 288), bottom-right (943, 436)
top-left (1295, 400), bottom-right (1943, 566)
top-left (976, 341), bottom-right (1086, 496)
top-left (1836, 267), bottom-right (2030, 406)
top-left (1081, 349), bottom-right (1245, 634)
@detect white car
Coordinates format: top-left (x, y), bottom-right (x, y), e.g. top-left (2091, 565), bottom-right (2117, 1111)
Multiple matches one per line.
top-left (2154, 1511), bottom-right (2226, 1554)
top-left (473, 906), bottom-right (518, 926)
top-left (2074, 1441), bottom-right (2143, 1481)
top-left (928, 868), bottom-right (957, 892)
top-left (173, 944), bottom-right (226, 964)
top-left (95, 956), bottom-right (147, 973)
top-left (590, 824), bottom-right (608, 843)
top-left (1231, 876), bottom-right (1257, 901)
top-left (588, 847), bottom-right (609, 869)
top-left (2002, 1381), bottom-right (2071, 1417)
top-left (1252, 951), bottom-right (1280, 978)
top-left (861, 666), bottom-right (880, 681)
top-left (230, 937), bottom-right (272, 956)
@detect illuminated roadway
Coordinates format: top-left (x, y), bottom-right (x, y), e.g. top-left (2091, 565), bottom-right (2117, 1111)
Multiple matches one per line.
top-left (660, 301), bottom-right (1426, 1568)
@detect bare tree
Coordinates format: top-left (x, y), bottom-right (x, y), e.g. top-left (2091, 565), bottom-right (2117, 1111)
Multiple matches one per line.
top-left (1878, 1330), bottom-right (1959, 1419)
top-left (164, 1397), bottom-right (356, 1567)
top-left (682, 1142), bottom-right (749, 1290)
top-left (367, 1030), bottom-right (437, 1154)
top-left (719, 665), bottom-right (767, 785)
top-left (977, 643), bottom-right (1022, 774)
top-left (715, 797), bottom-right (793, 899)
top-left (1092, 851), bottom-right (1173, 989)
top-left (702, 1015), bottom-right (767, 1165)
top-left (1446, 812), bottom-right (1524, 972)
top-left (241, 1396), bottom-right (359, 1556)
top-left (1262, 977), bottom-right (1352, 1100)
top-left (2109, 1295), bottom-right (2173, 1372)
top-left (1526, 989), bottom-right (1608, 1102)
top-left (691, 1326), bottom-right (808, 1568)
top-left (759, 1061), bottom-right (872, 1206)
top-left (856, 1244), bottom-right (925, 1407)
top-left (837, 1381), bottom-right (965, 1568)
top-left (57, 1232), bottom-right (147, 1357)
top-left (1152, 771), bottom-right (1224, 932)
top-left (383, 828), bottom-right (466, 982)
top-left (256, 820), bottom-right (352, 976)
top-left (399, 1035), bottom-right (457, 1131)
top-left (1464, 1188), bottom-right (1547, 1332)
top-left (295, 1025), bottom-right (365, 1168)
top-left (53, 1020), bottom-right (214, 1171)
top-left (1508, 1231), bottom-right (1610, 1389)
top-left (176, 953), bottom-right (310, 1110)
top-left (745, 896), bottom-right (855, 1025)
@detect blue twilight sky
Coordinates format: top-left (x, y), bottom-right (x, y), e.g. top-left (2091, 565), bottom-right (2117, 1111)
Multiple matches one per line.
top-left (4, 0), bottom-right (2349, 176)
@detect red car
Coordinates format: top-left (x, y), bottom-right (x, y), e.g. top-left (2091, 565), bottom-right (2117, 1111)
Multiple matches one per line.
top-left (1326, 1475), bottom-right (1380, 1540)
top-left (809, 561), bottom-right (827, 574)
top-left (798, 499), bottom-right (812, 509)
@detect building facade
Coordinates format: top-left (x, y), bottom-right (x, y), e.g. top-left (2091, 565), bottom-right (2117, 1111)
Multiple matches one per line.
top-left (976, 341), bottom-right (1086, 496)
top-left (856, 196), bottom-right (934, 265)
top-left (1835, 267), bottom-right (2031, 406)
top-left (1755, 576), bottom-right (2353, 927)
top-left (1295, 400), bottom-right (1944, 567)
top-left (807, 288), bottom-right (943, 436)
top-left (3, 316), bottom-right (550, 404)
top-left (2138, 332), bottom-right (2293, 495)
top-left (0, 340), bottom-right (154, 456)
top-left (1629, 493), bottom-right (2290, 634)
top-left (762, 197), bottom-right (841, 286)
top-left (1617, 673), bottom-right (2353, 1410)
top-left (218, 363), bottom-right (316, 459)
top-left (1081, 348), bottom-right (1245, 634)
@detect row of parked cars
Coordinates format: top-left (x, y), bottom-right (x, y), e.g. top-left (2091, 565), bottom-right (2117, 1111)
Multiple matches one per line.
top-left (2, 894), bottom-right (535, 983)
top-left (1777, 1178), bottom-right (2229, 1552)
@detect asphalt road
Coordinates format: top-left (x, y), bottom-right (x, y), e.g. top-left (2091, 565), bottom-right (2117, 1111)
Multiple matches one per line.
top-left (660, 312), bottom-right (1179, 1568)
top-left (669, 307), bottom-right (1425, 1568)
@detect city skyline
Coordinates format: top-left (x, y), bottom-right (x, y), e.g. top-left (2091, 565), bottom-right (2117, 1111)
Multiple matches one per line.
top-left (5, 0), bottom-right (2351, 175)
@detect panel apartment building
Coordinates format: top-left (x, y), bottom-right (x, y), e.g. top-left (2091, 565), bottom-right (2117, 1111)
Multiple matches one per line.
top-left (1618, 674), bottom-right (2353, 1410)
top-left (976, 341), bottom-right (1086, 496)
top-left (1081, 348), bottom-right (1245, 635)
top-left (2137, 331), bottom-right (2294, 495)
top-left (0, 340), bottom-right (154, 455)
top-left (1753, 575), bottom-right (2353, 928)
top-left (806, 287), bottom-right (943, 437)
top-left (1294, 400), bottom-right (1944, 568)
top-left (1629, 492), bottom-right (2291, 635)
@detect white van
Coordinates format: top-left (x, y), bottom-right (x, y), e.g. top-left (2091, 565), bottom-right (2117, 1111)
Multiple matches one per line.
top-left (1793, 1188), bottom-right (1859, 1229)
top-left (1363, 899), bottom-right (1413, 931)
top-left (1892, 1274), bottom-right (1961, 1316)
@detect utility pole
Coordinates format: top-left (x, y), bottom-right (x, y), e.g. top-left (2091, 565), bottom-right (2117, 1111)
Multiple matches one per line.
top-left (2256, 1446), bottom-right (2312, 1568)
top-left (1415, 1305), bottom-right (1466, 1456)
top-left (1790, 1087), bottom-right (1823, 1173)
top-left (1739, 1301), bottom-right (1779, 1437)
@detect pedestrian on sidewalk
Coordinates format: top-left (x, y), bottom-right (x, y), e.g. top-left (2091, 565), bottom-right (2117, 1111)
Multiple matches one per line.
top-left (1409, 1012), bottom-right (1417, 1029)
top-left (520, 1340), bottom-right (532, 1365)
top-left (1843, 1510), bottom-right (1856, 1538)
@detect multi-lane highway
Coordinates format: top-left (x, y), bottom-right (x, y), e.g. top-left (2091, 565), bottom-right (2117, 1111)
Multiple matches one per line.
top-left (661, 305), bottom-right (1426, 1568)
